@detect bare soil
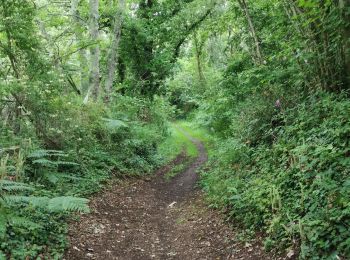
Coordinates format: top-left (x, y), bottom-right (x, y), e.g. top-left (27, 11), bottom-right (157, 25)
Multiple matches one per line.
top-left (64, 133), bottom-right (279, 260)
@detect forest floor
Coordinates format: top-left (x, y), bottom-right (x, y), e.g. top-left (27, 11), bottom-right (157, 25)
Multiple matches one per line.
top-left (64, 130), bottom-right (276, 260)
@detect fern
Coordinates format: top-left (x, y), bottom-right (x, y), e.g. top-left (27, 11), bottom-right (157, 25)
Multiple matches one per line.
top-left (5, 196), bottom-right (90, 213)
top-left (56, 174), bottom-right (83, 181)
top-left (32, 158), bottom-right (56, 167)
top-left (32, 159), bottom-right (79, 167)
top-left (44, 172), bottom-right (59, 184)
top-left (27, 149), bottom-right (67, 159)
top-left (103, 118), bottom-right (128, 129)
top-left (0, 180), bottom-right (34, 193)
top-left (28, 149), bottom-right (79, 184)
top-left (8, 216), bottom-right (42, 230)
top-left (0, 210), bottom-right (42, 240)
top-left (0, 180), bottom-right (90, 238)
top-left (0, 250), bottom-right (5, 260)
top-left (0, 212), bottom-right (6, 238)
top-left (48, 197), bottom-right (90, 213)
top-left (2, 195), bottom-right (48, 207)
top-left (43, 172), bottom-right (83, 184)
top-left (3, 195), bottom-right (89, 213)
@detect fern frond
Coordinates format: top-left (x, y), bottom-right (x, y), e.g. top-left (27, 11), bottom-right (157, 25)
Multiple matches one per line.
top-left (9, 216), bottom-right (42, 230)
top-left (48, 196), bottom-right (90, 213)
top-left (103, 118), bottom-right (128, 129)
top-left (2, 196), bottom-right (48, 207)
top-left (0, 180), bottom-right (89, 213)
top-left (33, 159), bottom-right (79, 167)
top-left (0, 250), bottom-right (6, 260)
top-left (56, 161), bottom-right (79, 166)
top-left (43, 172), bottom-right (83, 184)
top-left (2, 195), bottom-right (89, 213)
top-left (0, 212), bottom-right (7, 238)
top-left (28, 149), bottom-right (67, 158)
top-left (32, 158), bottom-right (56, 166)
top-left (0, 180), bottom-right (34, 192)
top-left (43, 172), bottom-right (59, 184)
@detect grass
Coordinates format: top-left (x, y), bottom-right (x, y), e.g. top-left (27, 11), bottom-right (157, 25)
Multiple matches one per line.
top-left (176, 121), bottom-right (215, 153)
top-left (158, 121), bottom-right (214, 180)
top-left (164, 159), bottom-right (191, 181)
top-left (158, 122), bottom-right (199, 163)
top-left (158, 121), bottom-right (215, 162)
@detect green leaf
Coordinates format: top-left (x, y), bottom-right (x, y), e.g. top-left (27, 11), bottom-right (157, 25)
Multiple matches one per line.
top-left (48, 196), bottom-right (90, 213)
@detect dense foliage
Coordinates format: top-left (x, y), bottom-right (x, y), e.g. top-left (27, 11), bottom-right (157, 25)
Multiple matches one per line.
top-left (164, 0), bottom-right (350, 259)
top-left (0, 0), bottom-right (173, 258)
top-left (0, 0), bottom-right (349, 259)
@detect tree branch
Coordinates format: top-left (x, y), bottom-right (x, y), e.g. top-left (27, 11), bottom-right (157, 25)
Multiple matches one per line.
top-left (172, 6), bottom-right (215, 62)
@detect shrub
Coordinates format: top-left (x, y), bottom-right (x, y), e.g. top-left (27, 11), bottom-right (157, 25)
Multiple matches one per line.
top-left (201, 91), bottom-right (350, 258)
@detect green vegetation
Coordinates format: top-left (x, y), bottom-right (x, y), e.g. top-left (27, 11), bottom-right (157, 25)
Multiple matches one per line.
top-left (0, 97), bottom-right (169, 258)
top-left (164, 162), bottom-right (189, 181)
top-left (160, 122), bottom-right (213, 180)
top-left (1, 0), bottom-right (349, 259)
top-left (164, 0), bottom-right (350, 258)
top-left (159, 123), bottom-right (208, 161)
top-left (176, 121), bottom-right (215, 152)
top-left (158, 124), bottom-right (196, 161)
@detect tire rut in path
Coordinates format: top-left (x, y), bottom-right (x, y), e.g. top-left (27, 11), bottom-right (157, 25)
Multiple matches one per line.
top-left (65, 129), bottom-right (273, 260)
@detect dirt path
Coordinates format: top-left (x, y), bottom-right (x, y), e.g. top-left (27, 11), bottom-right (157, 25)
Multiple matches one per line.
top-left (64, 130), bottom-right (274, 260)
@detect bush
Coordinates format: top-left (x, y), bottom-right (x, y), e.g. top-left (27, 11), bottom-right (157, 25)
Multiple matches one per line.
top-left (201, 91), bottom-right (350, 259)
top-left (0, 89), bottom-right (171, 258)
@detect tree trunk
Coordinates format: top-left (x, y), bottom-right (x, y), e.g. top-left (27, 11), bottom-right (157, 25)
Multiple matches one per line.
top-left (104, 0), bottom-right (125, 104)
top-left (86, 0), bottom-right (100, 102)
top-left (71, 0), bottom-right (89, 95)
top-left (193, 33), bottom-right (206, 89)
top-left (237, 0), bottom-right (263, 65)
top-left (340, 0), bottom-right (350, 88)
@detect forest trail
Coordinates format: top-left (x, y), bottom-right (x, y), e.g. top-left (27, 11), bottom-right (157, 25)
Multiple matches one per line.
top-left (64, 128), bottom-right (272, 260)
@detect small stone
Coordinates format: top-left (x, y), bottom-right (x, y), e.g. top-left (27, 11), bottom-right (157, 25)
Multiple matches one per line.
top-left (287, 249), bottom-right (295, 258)
top-left (93, 224), bottom-right (106, 234)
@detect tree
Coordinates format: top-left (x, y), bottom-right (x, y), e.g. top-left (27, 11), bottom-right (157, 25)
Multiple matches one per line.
top-left (193, 32), bottom-right (206, 88)
top-left (71, 0), bottom-right (89, 95)
top-left (86, 0), bottom-right (100, 102)
top-left (104, 0), bottom-right (126, 103)
top-left (340, 0), bottom-right (350, 88)
top-left (119, 0), bottom-right (216, 98)
top-left (237, 0), bottom-right (263, 65)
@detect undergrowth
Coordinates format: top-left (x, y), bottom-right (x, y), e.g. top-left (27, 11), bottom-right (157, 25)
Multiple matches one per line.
top-left (198, 91), bottom-right (350, 259)
top-left (158, 123), bottom-right (201, 162)
top-left (0, 95), bottom-right (172, 259)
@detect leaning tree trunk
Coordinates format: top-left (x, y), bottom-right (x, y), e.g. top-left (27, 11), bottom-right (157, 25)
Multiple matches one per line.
top-left (86, 0), bottom-right (100, 103)
top-left (237, 0), bottom-right (263, 65)
top-left (104, 0), bottom-right (126, 104)
top-left (193, 33), bottom-right (206, 89)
